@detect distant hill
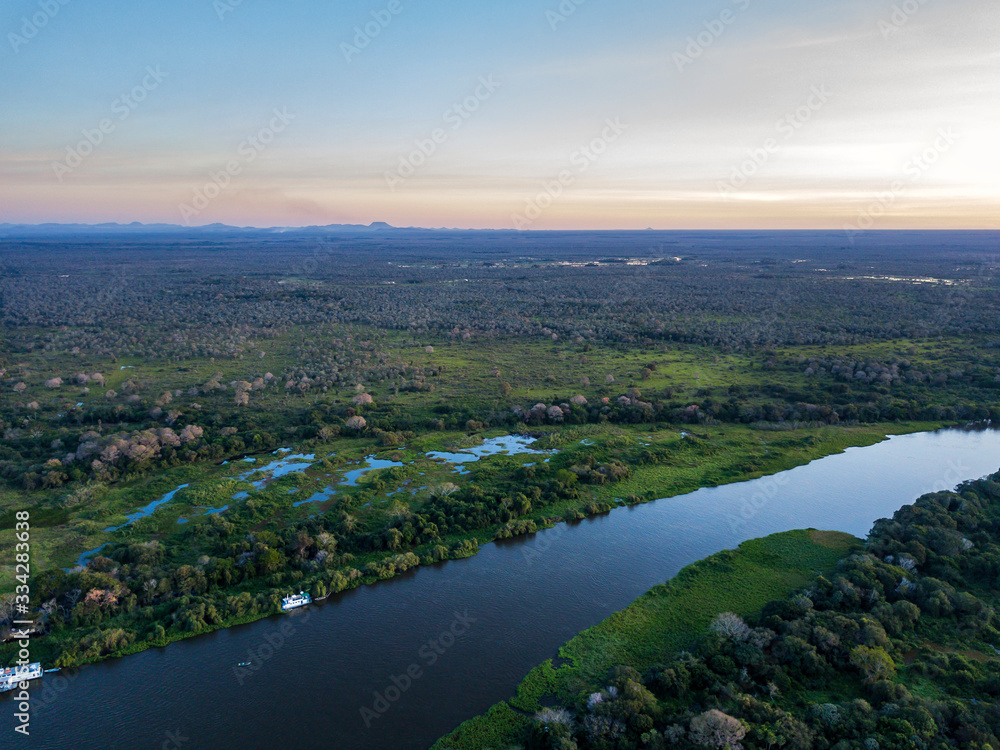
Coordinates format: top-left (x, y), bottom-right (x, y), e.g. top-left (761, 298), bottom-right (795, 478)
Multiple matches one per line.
top-left (0, 221), bottom-right (412, 237)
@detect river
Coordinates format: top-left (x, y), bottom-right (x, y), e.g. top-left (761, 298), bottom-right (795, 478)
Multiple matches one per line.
top-left (5, 427), bottom-right (999, 750)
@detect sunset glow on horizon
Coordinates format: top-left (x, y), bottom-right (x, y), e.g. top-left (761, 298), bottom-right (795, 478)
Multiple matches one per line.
top-left (2, 0), bottom-right (998, 230)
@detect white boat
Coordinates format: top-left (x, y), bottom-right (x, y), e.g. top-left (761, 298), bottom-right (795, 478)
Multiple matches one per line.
top-left (281, 591), bottom-right (312, 611)
top-left (1, 663), bottom-right (43, 693)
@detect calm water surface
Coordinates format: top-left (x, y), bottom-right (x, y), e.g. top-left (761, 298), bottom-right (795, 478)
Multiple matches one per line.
top-left (6, 428), bottom-right (999, 750)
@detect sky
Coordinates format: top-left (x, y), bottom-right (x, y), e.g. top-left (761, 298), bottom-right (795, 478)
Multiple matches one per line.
top-left (1, 0), bottom-right (998, 230)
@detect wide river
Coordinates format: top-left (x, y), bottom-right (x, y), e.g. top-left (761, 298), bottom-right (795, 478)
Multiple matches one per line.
top-left (5, 428), bottom-right (1000, 750)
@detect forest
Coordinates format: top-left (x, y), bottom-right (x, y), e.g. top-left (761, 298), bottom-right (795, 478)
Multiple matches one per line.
top-left (1, 228), bottom-right (998, 680)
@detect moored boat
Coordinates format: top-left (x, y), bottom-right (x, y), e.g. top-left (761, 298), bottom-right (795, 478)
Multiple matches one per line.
top-left (280, 591), bottom-right (312, 611)
top-left (1, 663), bottom-right (43, 693)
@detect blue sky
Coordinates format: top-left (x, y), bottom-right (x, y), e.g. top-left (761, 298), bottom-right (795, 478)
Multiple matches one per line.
top-left (1, 0), bottom-right (997, 228)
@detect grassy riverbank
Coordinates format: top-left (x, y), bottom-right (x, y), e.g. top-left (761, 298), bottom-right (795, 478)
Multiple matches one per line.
top-left (0, 420), bottom-right (933, 590)
top-left (435, 471), bottom-right (1000, 750)
top-left (432, 529), bottom-right (861, 749)
top-left (1, 421), bottom-right (927, 670)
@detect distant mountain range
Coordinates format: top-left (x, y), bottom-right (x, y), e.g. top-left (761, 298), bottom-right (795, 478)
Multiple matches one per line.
top-left (0, 223), bottom-right (995, 243)
top-left (0, 221), bottom-right (432, 237)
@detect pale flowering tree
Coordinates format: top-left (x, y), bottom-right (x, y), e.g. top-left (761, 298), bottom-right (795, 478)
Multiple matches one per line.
top-left (709, 612), bottom-right (752, 642)
top-left (345, 415), bottom-right (367, 431)
top-left (100, 439), bottom-right (125, 463)
top-left (431, 483), bottom-right (459, 498)
top-left (425, 346), bottom-right (435, 353)
top-left (179, 425), bottom-right (204, 443)
top-left (688, 710), bottom-right (747, 750)
top-left (13, 382), bottom-right (27, 393)
top-left (570, 395), bottom-right (588, 406)
top-left (535, 707), bottom-right (574, 729)
top-left (45, 377), bottom-right (63, 389)
top-left (157, 428), bottom-right (181, 447)
top-left (353, 393), bottom-right (374, 406)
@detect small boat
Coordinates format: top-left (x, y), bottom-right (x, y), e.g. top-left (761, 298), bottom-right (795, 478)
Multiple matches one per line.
top-left (237, 662), bottom-right (252, 667)
top-left (44, 668), bottom-right (61, 674)
top-left (1, 663), bottom-right (43, 692)
top-left (281, 591), bottom-right (313, 611)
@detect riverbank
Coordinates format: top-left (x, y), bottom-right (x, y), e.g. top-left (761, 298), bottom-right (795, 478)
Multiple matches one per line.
top-left (1, 422), bottom-right (938, 670)
top-left (4, 428), bottom-right (998, 749)
top-left (432, 529), bottom-right (861, 749)
top-left (435, 468), bottom-right (1000, 750)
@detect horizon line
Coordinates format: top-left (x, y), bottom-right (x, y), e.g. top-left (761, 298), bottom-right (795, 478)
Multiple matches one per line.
top-left (2, 221), bottom-right (1000, 234)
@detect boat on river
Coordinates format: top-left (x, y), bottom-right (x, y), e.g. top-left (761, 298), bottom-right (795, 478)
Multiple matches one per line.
top-left (1, 663), bottom-right (43, 692)
top-left (281, 592), bottom-right (312, 611)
